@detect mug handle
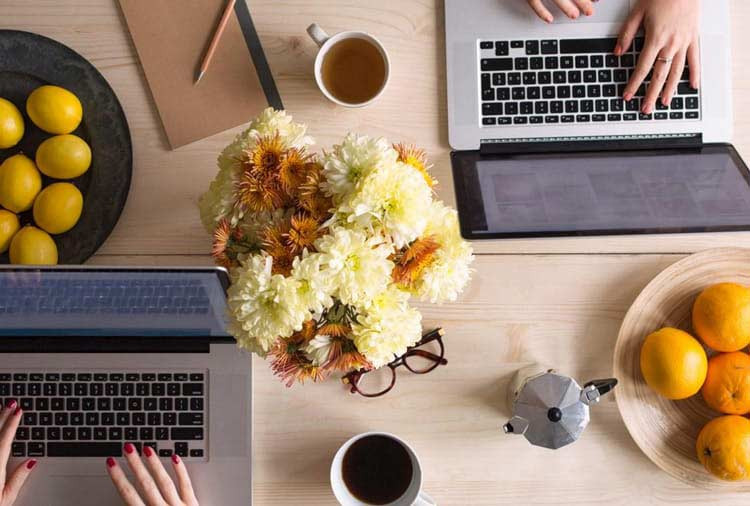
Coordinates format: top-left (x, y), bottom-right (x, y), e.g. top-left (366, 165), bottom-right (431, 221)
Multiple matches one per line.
top-left (413, 491), bottom-right (436, 506)
top-left (307, 23), bottom-right (330, 48)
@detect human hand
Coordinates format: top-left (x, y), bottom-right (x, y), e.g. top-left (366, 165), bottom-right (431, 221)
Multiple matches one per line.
top-left (106, 444), bottom-right (198, 506)
top-left (526, 0), bottom-right (597, 23)
top-left (616, 0), bottom-right (701, 113)
top-left (0, 401), bottom-right (37, 506)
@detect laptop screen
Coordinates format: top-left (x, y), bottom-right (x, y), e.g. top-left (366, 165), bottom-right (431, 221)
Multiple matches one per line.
top-left (453, 145), bottom-right (750, 238)
top-left (0, 268), bottom-right (231, 337)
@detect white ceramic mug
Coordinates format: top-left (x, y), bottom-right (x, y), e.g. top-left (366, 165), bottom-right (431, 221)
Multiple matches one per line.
top-left (306, 23), bottom-right (390, 107)
top-left (330, 432), bottom-right (436, 506)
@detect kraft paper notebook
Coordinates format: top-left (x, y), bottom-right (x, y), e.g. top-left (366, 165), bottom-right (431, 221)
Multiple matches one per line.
top-left (118, 0), bottom-right (282, 149)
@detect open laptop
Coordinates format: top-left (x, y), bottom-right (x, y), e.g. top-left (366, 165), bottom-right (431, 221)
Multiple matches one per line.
top-left (0, 267), bottom-right (252, 506)
top-left (445, 0), bottom-right (750, 239)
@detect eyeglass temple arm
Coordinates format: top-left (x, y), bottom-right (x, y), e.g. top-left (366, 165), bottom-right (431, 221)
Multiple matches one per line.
top-left (407, 348), bottom-right (448, 365)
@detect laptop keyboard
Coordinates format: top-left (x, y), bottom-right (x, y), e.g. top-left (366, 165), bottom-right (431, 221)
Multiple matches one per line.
top-left (1, 371), bottom-right (207, 459)
top-left (478, 37), bottom-right (701, 126)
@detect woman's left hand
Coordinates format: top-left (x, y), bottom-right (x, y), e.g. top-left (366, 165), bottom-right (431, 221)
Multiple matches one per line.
top-left (616, 0), bottom-right (701, 114)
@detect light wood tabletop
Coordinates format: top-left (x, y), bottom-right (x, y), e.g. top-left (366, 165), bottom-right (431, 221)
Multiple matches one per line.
top-left (5, 1), bottom-right (750, 504)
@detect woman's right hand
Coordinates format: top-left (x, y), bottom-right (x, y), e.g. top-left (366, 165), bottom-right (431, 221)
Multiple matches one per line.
top-left (0, 401), bottom-right (36, 506)
top-left (526, 0), bottom-right (596, 23)
top-left (106, 443), bottom-right (198, 506)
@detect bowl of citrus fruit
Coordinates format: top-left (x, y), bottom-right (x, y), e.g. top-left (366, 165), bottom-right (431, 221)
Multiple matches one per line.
top-left (615, 248), bottom-right (750, 490)
top-left (0, 30), bottom-right (131, 264)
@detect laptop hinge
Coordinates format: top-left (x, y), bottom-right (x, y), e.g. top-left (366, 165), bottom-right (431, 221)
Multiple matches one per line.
top-left (0, 337), bottom-right (211, 353)
top-left (480, 133), bottom-right (703, 155)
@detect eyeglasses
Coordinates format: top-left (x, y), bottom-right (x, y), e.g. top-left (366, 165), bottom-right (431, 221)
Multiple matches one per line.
top-left (342, 328), bottom-right (447, 397)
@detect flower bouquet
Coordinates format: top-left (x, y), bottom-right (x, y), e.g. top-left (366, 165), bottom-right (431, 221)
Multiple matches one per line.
top-left (198, 109), bottom-right (474, 386)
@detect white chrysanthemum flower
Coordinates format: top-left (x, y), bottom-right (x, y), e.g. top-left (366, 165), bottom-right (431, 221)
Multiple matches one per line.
top-left (351, 286), bottom-right (422, 368)
top-left (339, 160), bottom-right (432, 248)
top-left (321, 134), bottom-right (398, 199)
top-left (414, 201), bottom-right (474, 303)
top-left (314, 227), bottom-right (394, 307)
top-left (227, 255), bottom-right (309, 355)
top-left (198, 108), bottom-right (313, 231)
top-left (303, 334), bottom-right (333, 366)
top-left (291, 252), bottom-right (334, 315)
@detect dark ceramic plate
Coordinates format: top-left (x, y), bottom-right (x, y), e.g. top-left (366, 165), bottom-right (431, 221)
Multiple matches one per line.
top-left (0, 30), bottom-right (131, 264)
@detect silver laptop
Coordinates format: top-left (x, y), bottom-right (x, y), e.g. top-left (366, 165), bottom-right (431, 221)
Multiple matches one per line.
top-left (0, 267), bottom-right (252, 506)
top-left (444, 1), bottom-right (750, 240)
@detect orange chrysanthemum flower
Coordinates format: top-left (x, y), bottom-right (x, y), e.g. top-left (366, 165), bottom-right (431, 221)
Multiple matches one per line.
top-left (211, 219), bottom-right (234, 267)
top-left (285, 214), bottom-right (322, 253)
top-left (248, 134), bottom-right (285, 175)
top-left (236, 170), bottom-right (286, 213)
top-left (317, 322), bottom-right (351, 338)
top-left (297, 164), bottom-right (333, 219)
top-left (278, 148), bottom-right (311, 195)
top-left (394, 143), bottom-right (436, 188)
top-left (324, 337), bottom-right (372, 373)
top-left (392, 236), bottom-right (441, 288)
top-left (270, 339), bottom-right (326, 387)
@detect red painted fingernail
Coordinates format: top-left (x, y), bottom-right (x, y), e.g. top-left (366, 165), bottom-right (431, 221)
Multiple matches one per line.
top-left (26, 459), bottom-right (37, 470)
top-left (124, 443), bottom-right (135, 455)
top-left (13, 407), bottom-right (21, 416)
top-left (6, 400), bottom-right (16, 410)
top-left (107, 457), bottom-right (116, 468)
top-left (614, 45), bottom-right (622, 55)
top-left (171, 454), bottom-right (180, 465)
top-left (143, 445), bottom-right (153, 457)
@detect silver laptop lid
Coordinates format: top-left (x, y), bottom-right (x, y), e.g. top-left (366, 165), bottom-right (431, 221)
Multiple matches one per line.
top-left (0, 267), bottom-right (230, 338)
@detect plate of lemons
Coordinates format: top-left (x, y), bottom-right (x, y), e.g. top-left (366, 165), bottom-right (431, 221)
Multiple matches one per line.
top-left (614, 248), bottom-right (750, 490)
top-left (0, 30), bottom-right (131, 264)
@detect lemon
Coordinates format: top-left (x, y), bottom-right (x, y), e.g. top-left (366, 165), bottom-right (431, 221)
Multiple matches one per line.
top-left (0, 209), bottom-right (20, 253)
top-left (9, 226), bottom-right (57, 265)
top-left (0, 154), bottom-right (42, 213)
top-left (35, 134), bottom-right (92, 179)
top-left (26, 85), bottom-right (82, 134)
top-left (0, 98), bottom-right (24, 149)
top-left (33, 183), bottom-right (83, 235)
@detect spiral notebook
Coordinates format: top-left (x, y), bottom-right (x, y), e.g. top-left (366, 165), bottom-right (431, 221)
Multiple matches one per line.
top-left (118, 0), bottom-right (282, 149)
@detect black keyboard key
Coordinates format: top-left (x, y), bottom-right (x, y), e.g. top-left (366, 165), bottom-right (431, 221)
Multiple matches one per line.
top-left (62, 427), bottom-right (75, 440)
top-left (0, 384), bottom-right (8, 396)
top-left (480, 41), bottom-right (493, 50)
top-left (11, 443), bottom-right (25, 457)
top-left (605, 55), bottom-right (619, 68)
top-left (159, 449), bottom-right (173, 457)
top-left (496, 88), bottom-right (510, 100)
top-left (23, 412), bottom-right (36, 426)
top-left (39, 412), bottom-right (52, 425)
top-left (575, 55), bottom-right (588, 69)
top-left (113, 398), bottom-right (126, 411)
top-left (0, 374), bottom-right (10, 381)
top-left (655, 112), bottom-right (668, 120)
top-left (28, 442), bottom-right (44, 457)
top-left (33, 398), bottom-right (48, 411)
top-left (592, 114), bottom-right (605, 122)
top-left (172, 428), bottom-right (203, 441)
top-left (482, 90), bottom-right (494, 104)
top-left (77, 373), bottom-right (92, 382)
top-left (148, 413), bottom-right (162, 426)
top-left (159, 398), bottom-right (173, 411)
top-left (557, 86), bottom-right (571, 99)
top-left (542, 86), bottom-right (555, 99)
top-left (597, 70), bottom-right (612, 82)
top-left (538, 72), bottom-right (551, 85)
top-left (71, 413), bottom-right (84, 426)
top-left (497, 117), bottom-right (512, 125)
top-left (492, 73), bottom-right (506, 86)
top-left (140, 428), bottom-right (154, 441)
top-left (12, 384), bottom-right (25, 396)
top-left (595, 99), bottom-right (608, 112)
top-left (78, 427), bottom-right (92, 440)
top-left (102, 413), bottom-right (115, 426)
top-left (550, 101), bottom-right (563, 114)
top-left (16, 427), bottom-right (29, 440)
top-left (43, 384), bottom-right (56, 396)
top-left (565, 101), bottom-right (578, 113)
top-left (82, 398), bottom-right (96, 411)
top-left (535, 102), bottom-right (549, 114)
top-left (639, 112), bottom-right (653, 120)
top-left (686, 111), bottom-right (699, 119)
top-left (481, 58), bottom-right (513, 71)
top-left (47, 427), bottom-right (61, 440)
top-left (495, 41), bottom-right (509, 56)
top-left (156, 427), bottom-right (169, 440)
top-left (522, 73), bottom-right (536, 85)
top-left (48, 442), bottom-right (122, 457)
top-left (59, 383), bottom-right (72, 396)
top-left (94, 427), bottom-right (107, 440)
top-left (525, 40), bottom-right (539, 55)
top-left (74, 383), bottom-right (88, 396)
top-left (573, 86), bottom-right (585, 98)
top-left (576, 114), bottom-right (591, 122)
top-left (614, 69), bottom-right (628, 82)
top-left (655, 101), bottom-right (668, 111)
top-left (626, 99), bottom-right (639, 111)
top-left (581, 100), bottom-right (594, 112)
top-left (13, 374), bottom-right (27, 382)
top-left (97, 398), bottom-right (111, 411)
top-left (513, 117), bottom-right (527, 125)
top-left (544, 115), bottom-right (559, 123)
top-left (568, 71), bottom-right (581, 83)
top-left (179, 413), bottom-right (203, 426)
top-left (126, 374), bottom-right (139, 382)
top-left (90, 383), bottom-right (103, 396)
top-left (182, 384), bottom-right (203, 396)
top-left (31, 427), bottom-right (44, 440)
top-left (590, 55), bottom-right (603, 68)
top-left (671, 97), bottom-right (684, 109)
top-left (511, 40), bottom-right (523, 49)
top-left (527, 87), bottom-right (540, 100)
top-left (541, 40), bottom-right (558, 54)
top-left (587, 85), bottom-right (601, 98)
top-left (508, 72), bottom-right (521, 85)
top-left (164, 413), bottom-right (177, 426)
top-left (175, 442), bottom-right (189, 457)
top-left (142, 373), bottom-right (156, 382)
top-left (481, 73), bottom-right (491, 91)
top-left (686, 97), bottom-right (699, 109)
top-left (190, 449), bottom-right (204, 458)
top-left (561, 115), bottom-right (575, 123)
top-left (128, 398), bottom-right (142, 411)
top-left (530, 57), bottom-right (543, 70)
top-left (603, 85), bottom-right (617, 97)
top-left (86, 413), bottom-right (99, 426)
top-left (61, 374), bottom-right (75, 382)
top-left (677, 82), bottom-right (698, 95)
top-left (607, 113), bottom-right (622, 121)
top-left (545, 57), bottom-right (558, 70)
top-left (28, 384), bottom-right (41, 396)
top-left (505, 103), bottom-right (518, 115)
top-left (109, 427), bottom-right (123, 440)
top-left (20, 398), bottom-right (32, 410)
top-left (133, 413), bottom-right (146, 426)
top-left (94, 373), bottom-right (108, 381)
top-left (55, 413), bottom-right (68, 426)
top-left (560, 38), bottom-right (618, 54)
top-left (621, 54), bottom-right (635, 68)
top-left (109, 373), bottom-right (124, 381)
top-left (51, 398), bottom-right (64, 411)
top-left (624, 113), bottom-right (637, 121)
top-left (515, 57), bottom-right (528, 70)
top-left (560, 56), bottom-right (574, 68)
top-left (125, 427), bottom-right (138, 441)
top-left (583, 71), bottom-right (596, 83)
top-left (553, 71), bottom-right (566, 84)
top-left (117, 413), bottom-right (130, 426)
top-left (121, 383), bottom-right (134, 396)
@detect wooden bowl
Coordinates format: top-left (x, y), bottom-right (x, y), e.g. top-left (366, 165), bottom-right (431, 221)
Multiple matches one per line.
top-left (614, 247), bottom-right (750, 490)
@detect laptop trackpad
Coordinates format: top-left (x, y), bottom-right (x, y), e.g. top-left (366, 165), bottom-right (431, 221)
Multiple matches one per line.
top-left (549, 0), bottom-right (632, 23)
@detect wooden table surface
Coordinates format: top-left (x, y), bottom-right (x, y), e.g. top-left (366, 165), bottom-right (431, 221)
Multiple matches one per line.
top-left (5, 1), bottom-right (750, 504)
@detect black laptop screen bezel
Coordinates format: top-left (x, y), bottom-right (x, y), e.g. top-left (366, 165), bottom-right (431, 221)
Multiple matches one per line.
top-left (451, 143), bottom-right (750, 239)
top-left (0, 267), bottom-right (235, 351)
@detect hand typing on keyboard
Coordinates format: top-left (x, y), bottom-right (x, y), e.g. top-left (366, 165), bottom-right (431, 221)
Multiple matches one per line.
top-left (106, 444), bottom-right (199, 506)
top-left (0, 401), bottom-right (37, 506)
top-left (526, 0), bottom-right (701, 114)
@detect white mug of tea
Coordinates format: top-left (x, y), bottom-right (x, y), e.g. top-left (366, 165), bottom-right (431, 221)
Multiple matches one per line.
top-left (306, 23), bottom-right (390, 107)
top-left (330, 432), bottom-right (436, 506)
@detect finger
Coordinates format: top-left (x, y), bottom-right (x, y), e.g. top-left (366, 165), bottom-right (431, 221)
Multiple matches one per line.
top-left (123, 443), bottom-right (168, 506)
top-left (615, 8), bottom-right (644, 55)
top-left (527, 0), bottom-right (553, 23)
top-left (142, 446), bottom-right (182, 505)
top-left (687, 38), bottom-right (701, 90)
top-left (107, 457), bottom-right (146, 506)
top-left (623, 37), bottom-right (662, 100)
top-left (3, 459), bottom-right (37, 505)
top-left (642, 49), bottom-right (676, 114)
top-left (572, 0), bottom-right (594, 16)
top-left (0, 404), bottom-right (22, 485)
top-left (553, 0), bottom-right (580, 19)
top-left (171, 454), bottom-right (198, 505)
top-left (661, 49), bottom-right (688, 106)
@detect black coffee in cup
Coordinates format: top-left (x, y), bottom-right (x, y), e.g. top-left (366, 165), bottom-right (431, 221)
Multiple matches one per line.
top-left (342, 435), bottom-right (413, 504)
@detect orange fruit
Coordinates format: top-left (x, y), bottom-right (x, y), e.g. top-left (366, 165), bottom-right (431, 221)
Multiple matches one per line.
top-left (693, 283), bottom-right (750, 352)
top-left (697, 415), bottom-right (750, 481)
top-left (702, 352), bottom-right (750, 414)
top-left (640, 327), bottom-right (707, 400)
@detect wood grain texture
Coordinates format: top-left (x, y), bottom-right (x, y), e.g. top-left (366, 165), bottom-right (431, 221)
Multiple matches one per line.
top-left (5, 1), bottom-right (750, 504)
top-left (614, 248), bottom-right (750, 491)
